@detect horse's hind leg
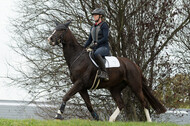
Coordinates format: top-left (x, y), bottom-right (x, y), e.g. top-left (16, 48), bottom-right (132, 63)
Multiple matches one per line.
top-left (128, 80), bottom-right (152, 122)
top-left (109, 88), bottom-right (125, 122)
top-left (144, 108), bottom-right (152, 122)
top-left (109, 107), bottom-right (120, 122)
top-left (135, 89), bottom-right (152, 122)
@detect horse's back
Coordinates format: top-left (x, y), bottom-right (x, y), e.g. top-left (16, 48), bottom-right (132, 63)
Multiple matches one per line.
top-left (117, 57), bottom-right (142, 77)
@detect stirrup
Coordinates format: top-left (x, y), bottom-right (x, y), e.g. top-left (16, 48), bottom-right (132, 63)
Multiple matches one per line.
top-left (97, 70), bottom-right (109, 81)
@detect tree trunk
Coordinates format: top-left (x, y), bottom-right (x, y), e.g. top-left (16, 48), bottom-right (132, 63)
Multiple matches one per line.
top-left (122, 87), bottom-right (146, 121)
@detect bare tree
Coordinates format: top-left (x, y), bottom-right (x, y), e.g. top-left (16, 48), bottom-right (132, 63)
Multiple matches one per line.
top-left (8, 0), bottom-right (190, 121)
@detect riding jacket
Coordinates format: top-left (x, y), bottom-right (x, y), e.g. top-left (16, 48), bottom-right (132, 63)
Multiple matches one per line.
top-left (84, 22), bottom-right (110, 52)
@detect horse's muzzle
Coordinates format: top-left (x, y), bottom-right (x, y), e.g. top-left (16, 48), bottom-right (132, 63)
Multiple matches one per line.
top-left (49, 41), bottom-right (56, 46)
top-left (48, 37), bottom-right (56, 46)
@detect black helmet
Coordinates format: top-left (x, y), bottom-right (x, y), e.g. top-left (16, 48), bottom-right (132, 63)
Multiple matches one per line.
top-left (92, 8), bottom-right (105, 17)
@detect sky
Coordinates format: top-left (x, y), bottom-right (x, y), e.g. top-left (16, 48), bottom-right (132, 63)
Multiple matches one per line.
top-left (0, 0), bottom-right (30, 100)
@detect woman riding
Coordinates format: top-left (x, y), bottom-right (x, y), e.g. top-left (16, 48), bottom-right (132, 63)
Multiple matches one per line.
top-left (84, 8), bottom-right (110, 80)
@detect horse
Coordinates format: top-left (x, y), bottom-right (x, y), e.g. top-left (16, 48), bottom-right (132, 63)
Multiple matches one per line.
top-left (47, 20), bottom-right (166, 122)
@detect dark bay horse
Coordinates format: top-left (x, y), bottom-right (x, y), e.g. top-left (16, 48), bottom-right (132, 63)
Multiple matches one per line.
top-left (47, 20), bottom-right (166, 122)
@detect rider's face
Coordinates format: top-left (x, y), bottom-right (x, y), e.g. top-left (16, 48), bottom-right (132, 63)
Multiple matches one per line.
top-left (93, 14), bottom-right (99, 21)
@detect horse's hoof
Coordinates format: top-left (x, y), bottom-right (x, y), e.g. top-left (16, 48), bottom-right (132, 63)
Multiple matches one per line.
top-left (54, 113), bottom-right (64, 120)
top-left (91, 111), bottom-right (99, 121)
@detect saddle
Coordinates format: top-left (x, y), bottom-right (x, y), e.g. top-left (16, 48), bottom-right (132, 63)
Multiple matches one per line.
top-left (89, 51), bottom-right (120, 68)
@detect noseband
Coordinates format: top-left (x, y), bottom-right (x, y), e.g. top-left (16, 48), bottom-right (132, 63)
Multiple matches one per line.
top-left (53, 23), bottom-right (69, 45)
top-left (56, 28), bottom-right (68, 45)
top-left (53, 27), bottom-right (86, 69)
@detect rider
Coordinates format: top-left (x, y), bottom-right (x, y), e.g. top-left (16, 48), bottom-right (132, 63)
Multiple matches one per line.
top-left (84, 8), bottom-right (110, 80)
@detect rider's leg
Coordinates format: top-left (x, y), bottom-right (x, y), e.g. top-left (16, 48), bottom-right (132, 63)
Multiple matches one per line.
top-left (94, 47), bottom-right (109, 80)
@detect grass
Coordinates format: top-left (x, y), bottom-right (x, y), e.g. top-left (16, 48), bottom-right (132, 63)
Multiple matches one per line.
top-left (180, 105), bottom-right (190, 109)
top-left (0, 119), bottom-right (189, 126)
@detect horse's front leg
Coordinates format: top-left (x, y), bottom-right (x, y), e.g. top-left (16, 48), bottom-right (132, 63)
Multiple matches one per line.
top-left (79, 89), bottom-right (99, 121)
top-left (55, 80), bottom-right (82, 120)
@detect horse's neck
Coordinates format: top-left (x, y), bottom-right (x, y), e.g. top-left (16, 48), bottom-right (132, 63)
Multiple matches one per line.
top-left (62, 30), bottom-right (84, 68)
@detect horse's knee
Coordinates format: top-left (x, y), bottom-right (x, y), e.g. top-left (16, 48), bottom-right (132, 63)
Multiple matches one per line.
top-left (63, 95), bottom-right (70, 102)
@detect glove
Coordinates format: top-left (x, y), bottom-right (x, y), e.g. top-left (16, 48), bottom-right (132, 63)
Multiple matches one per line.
top-left (90, 42), bottom-right (98, 49)
top-left (86, 48), bottom-right (93, 52)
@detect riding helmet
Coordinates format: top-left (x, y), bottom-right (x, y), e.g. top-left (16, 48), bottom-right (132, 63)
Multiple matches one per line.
top-left (92, 8), bottom-right (105, 17)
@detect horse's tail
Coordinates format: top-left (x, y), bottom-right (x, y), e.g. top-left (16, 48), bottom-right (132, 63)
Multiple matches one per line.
top-left (142, 76), bottom-right (167, 114)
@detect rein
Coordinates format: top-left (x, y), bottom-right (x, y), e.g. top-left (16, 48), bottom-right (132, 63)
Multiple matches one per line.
top-left (70, 49), bottom-right (86, 69)
top-left (58, 28), bottom-right (86, 69)
top-left (58, 27), bottom-right (100, 90)
top-left (69, 48), bottom-right (101, 90)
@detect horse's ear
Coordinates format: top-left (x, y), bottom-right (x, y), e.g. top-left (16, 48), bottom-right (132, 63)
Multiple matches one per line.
top-left (64, 20), bottom-right (72, 28)
top-left (54, 20), bottom-right (60, 26)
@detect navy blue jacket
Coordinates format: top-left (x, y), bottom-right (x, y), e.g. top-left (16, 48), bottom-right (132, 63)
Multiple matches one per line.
top-left (84, 22), bottom-right (110, 50)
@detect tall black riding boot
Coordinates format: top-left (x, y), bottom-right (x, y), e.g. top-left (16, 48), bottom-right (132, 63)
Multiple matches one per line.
top-left (95, 54), bottom-right (109, 80)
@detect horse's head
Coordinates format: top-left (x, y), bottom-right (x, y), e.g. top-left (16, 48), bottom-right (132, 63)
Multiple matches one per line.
top-left (48, 20), bottom-right (71, 46)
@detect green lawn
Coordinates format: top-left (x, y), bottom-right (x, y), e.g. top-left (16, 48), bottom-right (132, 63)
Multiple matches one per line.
top-left (0, 119), bottom-right (189, 126)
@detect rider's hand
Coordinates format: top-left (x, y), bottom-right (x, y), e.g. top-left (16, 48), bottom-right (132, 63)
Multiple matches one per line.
top-left (90, 42), bottom-right (98, 49)
top-left (86, 48), bottom-right (92, 52)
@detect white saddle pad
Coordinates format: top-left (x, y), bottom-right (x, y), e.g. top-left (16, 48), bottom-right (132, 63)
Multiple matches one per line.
top-left (89, 53), bottom-right (120, 68)
top-left (104, 56), bottom-right (120, 68)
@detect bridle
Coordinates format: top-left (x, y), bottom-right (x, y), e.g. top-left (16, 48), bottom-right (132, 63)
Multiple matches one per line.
top-left (49, 28), bottom-right (68, 46)
top-left (51, 28), bottom-right (87, 70)
top-left (57, 28), bottom-right (69, 45)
